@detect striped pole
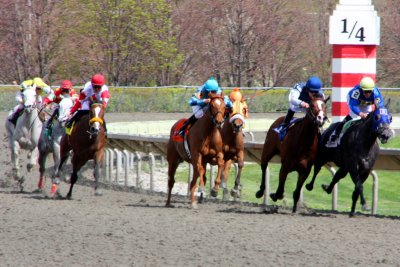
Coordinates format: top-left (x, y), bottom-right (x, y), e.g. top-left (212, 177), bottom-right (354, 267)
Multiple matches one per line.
top-left (329, 0), bottom-right (380, 122)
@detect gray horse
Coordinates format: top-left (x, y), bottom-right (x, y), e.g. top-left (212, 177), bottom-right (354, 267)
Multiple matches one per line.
top-left (5, 89), bottom-right (43, 191)
top-left (38, 97), bottom-right (74, 196)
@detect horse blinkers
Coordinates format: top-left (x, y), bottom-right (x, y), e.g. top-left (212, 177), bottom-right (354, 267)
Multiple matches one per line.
top-left (373, 108), bottom-right (392, 144)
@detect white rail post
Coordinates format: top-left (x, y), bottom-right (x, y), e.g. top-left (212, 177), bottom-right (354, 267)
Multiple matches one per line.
top-left (149, 152), bottom-right (155, 191)
top-left (109, 148), bottom-right (115, 183)
top-left (371, 170), bottom-right (378, 215)
top-left (263, 166), bottom-right (270, 205)
top-left (135, 152), bottom-right (142, 188)
top-left (187, 163), bottom-right (193, 196)
top-left (123, 150), bottom-right (130, 187)
top-left (103, 148), bottom-right (110, 182)
top-left (209, 164), bottom-right (215, 192)
top-left (115, 148), bottom-right (122, 184)
top-left (326, 166), bottom-right (338, 211)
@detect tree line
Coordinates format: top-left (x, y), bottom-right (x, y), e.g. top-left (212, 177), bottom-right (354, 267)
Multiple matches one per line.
top-left (0, 0), bottom-right (398, 88)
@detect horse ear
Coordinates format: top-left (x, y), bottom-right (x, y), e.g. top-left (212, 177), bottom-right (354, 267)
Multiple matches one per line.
top-left (324, 96), bottom-right (331, 103)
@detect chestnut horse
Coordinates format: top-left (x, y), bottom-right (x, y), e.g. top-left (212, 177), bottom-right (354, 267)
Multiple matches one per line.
top-left (211, 98), bottom-right (248, 200)
top-left (56, 101), bottom-right (106, 198)
top-left (255, 95), bottom-right (329, 212)
top-left (166, 94), bottom-right (226, 208)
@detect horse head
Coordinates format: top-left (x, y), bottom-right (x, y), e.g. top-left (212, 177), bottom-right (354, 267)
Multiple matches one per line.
top-left (228, 99), bottom-right (248, 133)
top-left (307, 95), bottom-right (329, 127)
top-left (208, 94), bottom-right (226, 129)
top-left (370, 105), bottom-right (392, 144)
top-left (88, 101), bottom-right (105, 136)
top-left (23, 88), bottom-right (38, 113)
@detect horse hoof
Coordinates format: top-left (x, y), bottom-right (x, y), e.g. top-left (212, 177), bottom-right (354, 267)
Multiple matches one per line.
top-left (321, 184), bottom-right (331, 194)
top-left (95, 189), bottom-right (103, 196)
top-left (32, 188), bottom-right (43, 194)
top-left (270, 193), bottom-right (278, 202)
top-left (230, 188), bottom-right (241, 199)
top-left (165, 203), bottom-right (174, 208)
top-left (362, 204), bottom-right (370, 212)
top-left (210, 189), bottom-right (218, 198)
top-left (349, 212), bottom-right (355, 218)
top-left (27, 164), bottom-right (34, 172)
top-left (255, 190), bottom-right (264, 199)
top-left (305, 183), bottom-right (313, 191)
top-left (191, 202), bottom-right (198, 209)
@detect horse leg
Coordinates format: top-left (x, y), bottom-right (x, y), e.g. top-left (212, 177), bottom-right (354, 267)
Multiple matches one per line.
top-left (66, 156), bottom-right (85, 199)
top-left (165, 158), bottom-right (180, 207)
top-left (349, 171), bottom-right (365, 217)
top-left (220, 160), bottom-right (232, 201)
top-left (93, 149), bottom-right (104, 196)
top-left (292, 170), bottom-right (311, 213)
top-left (359, 172), bottom-right (370, 212)
top-left (270, 167), bottom-right (289, 202)
top-left (255, 162), bottom-right (268, 199)
top-left (27, 147), bottom-right (38, 173)
top-left (197, 162), bottom-right (207, 203)
top-left (37, 150), bottom-right (49, 192)
top-left (189, 166), bottom-right (200, 208)
top-left (211, 153), bottom-right (225, 198)
top-left (11, 141), bottom-right (25, 191)
top-left (305, 162), bottom-right (323, 191)
top-left (231, 157), bottom-right (244, 199)
top-left (322, 168), bottom-right (348, 194)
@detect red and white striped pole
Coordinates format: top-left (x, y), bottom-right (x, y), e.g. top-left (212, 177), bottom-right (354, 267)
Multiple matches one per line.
top-left (329, 0), bottom-right (380, 122)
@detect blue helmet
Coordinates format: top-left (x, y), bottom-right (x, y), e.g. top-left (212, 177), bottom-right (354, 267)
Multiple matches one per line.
top-left (306, 76), bottom-right (322, 92)
top-left (204, 77), bottom-right (219, 92)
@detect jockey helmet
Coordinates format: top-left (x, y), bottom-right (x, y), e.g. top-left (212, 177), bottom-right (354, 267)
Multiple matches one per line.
top-left (306, 76), bottom-right (322, 92)
top-left (61, 80), bottom-right (73, 90)
top-left (91, 74), bottom-right (106, 86)
top-left (360, 77), bottom-right (375, 91)
top-left (204, 77), bottom-right (219, 92)
top-left (230, 87), bottom-right (242, 101)
top-left (33, 77), bottom-right (45, 88)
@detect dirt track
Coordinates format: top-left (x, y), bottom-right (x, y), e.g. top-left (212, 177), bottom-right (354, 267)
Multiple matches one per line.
top-left (1, 112), bottom-right (399, 267)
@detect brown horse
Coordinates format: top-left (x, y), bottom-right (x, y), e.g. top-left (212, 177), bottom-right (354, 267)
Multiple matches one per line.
top-left (166, 94), bottom-right (226, 208)
top-left (255, 95), bottom-right (329, 212)
top-left (56, 102), bottom-right (106, 198)
top-left (211, 98), bottom-right (248, 200)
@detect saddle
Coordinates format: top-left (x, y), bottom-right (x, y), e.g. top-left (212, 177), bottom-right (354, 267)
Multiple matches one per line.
top-left (325, 118), bottom-right (362, 148)
top-left (274, 118), bottom-right (302, 142)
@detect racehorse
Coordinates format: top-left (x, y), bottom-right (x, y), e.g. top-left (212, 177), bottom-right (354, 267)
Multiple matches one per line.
top-left (305, 104), bottom-right (392, 217)
top-left (57, 101), bottom-right (106, 198)
top-left (166, 94), bottom-right (226, 208)
top-left (211, 98), bottom-right (248, 200)
top-left (37, 97), bottom-right (74, 194)
top-left (5, 88), bottom-right (43, 191)
top-left (255, 95), bottom-right (329, 213)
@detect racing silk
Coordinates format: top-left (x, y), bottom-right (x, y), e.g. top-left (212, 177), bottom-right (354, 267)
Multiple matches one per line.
top-left (70, 81), bottom-right (110, 113)
top-left (19, 78), bottom-right (55, 102)
top-left (188, 85), bottom-right (223, 107)
top-left (50, 87), bottom-right (79, 104)
top-left (289, 82), bottom-right (324, 113)
top-left (347, 84), bottom-right (384, 117)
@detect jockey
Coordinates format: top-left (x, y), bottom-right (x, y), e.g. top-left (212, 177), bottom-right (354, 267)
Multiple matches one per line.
top-left (326, 76), bottom-right (385, 147)
top-left (8, 77), bottom-right (55, 123)
top-left (44, 80), bottom-right (79, 129)
top-left (66, 74), bottom-right (110, 131)
top-left (274, 76), bottom-right (324, 134)
top-left (176, 77), bottom-right (231, 136)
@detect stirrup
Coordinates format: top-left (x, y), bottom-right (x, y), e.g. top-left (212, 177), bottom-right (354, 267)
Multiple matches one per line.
top-left (326, 139), bottom-right (338, 148)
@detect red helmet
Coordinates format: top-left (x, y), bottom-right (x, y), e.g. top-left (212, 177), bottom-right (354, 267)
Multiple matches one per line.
top-left (91, 74), bottom-right (105, 86)
top-left (61, 80), bottom-right (73, 90)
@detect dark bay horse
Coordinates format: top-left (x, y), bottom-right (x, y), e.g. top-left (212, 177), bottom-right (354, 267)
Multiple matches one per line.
top-left (305, 104), bottom-right (392, 216)
top-left (211, 98), bottom-right (248, 200)
top-left (166, 94), bottom-right (226, 208)
top-left (57, 102), bottom-right (106, 198)
top-left (255, 95), bottom-right (329, 212)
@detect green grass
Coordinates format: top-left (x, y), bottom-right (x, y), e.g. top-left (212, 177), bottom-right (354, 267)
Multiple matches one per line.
top-left (171, 162), bottom-right (400, 217)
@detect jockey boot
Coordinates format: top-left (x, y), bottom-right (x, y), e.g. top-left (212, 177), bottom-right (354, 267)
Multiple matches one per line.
top-left (8, 108), bottom-right (23, 125)
top-left (326, 115), bottom-right (352, 147)
top-left (66, 110), bottom-right (88, 128)
top-left (274, 109), bottom-right (294, 134)
top-left (177, 115), bottom-right (197, 136)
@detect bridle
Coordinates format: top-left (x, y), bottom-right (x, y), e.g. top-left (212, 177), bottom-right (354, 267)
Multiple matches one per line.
top-left (306, 98), bottom-right (328, 127)
top-left (208, 96), bottom-right (226, 128)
